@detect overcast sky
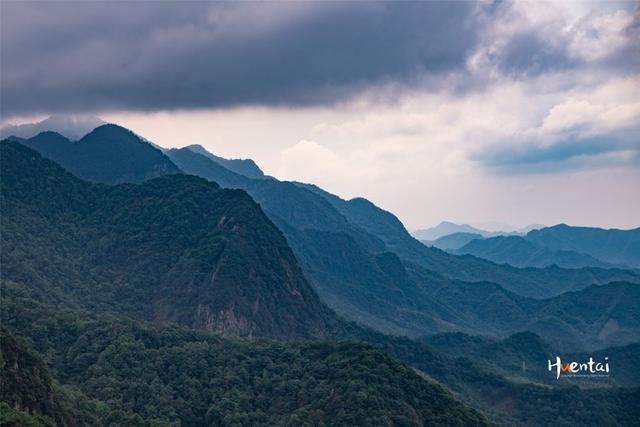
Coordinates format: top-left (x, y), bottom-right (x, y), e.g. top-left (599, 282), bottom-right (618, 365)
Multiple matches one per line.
top-left (2, 1), bottom-right (639, 230)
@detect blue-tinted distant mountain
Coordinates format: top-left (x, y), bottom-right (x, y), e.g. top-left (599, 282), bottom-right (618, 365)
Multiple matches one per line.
top-left (412, 221), bottom-right (531, 241)
top-left (413, 221), bottom-right (490, 240)
top-left (185, 144), bottom-right (267, 179)
top-left (17, 124), bottom-right (181, 184)
top-left (0, 115), bottom-right (105, 140)
top-left (422, 232), bottom-right (484, 250)
top-left (527, 224), bottom-right (640, 268)
top-left (456, 235), bottom-right (616, 269)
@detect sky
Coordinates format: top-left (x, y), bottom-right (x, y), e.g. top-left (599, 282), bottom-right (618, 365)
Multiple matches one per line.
top-left (1, 1), bottom-right (639, 231)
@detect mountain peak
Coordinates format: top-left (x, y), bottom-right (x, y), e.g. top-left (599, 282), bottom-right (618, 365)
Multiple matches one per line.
top-left (79, 123), bottom-right (141, 143)
top-left (32, 130), bottom-right (70, 142)
top-left (19, 124), bottom-right (181, 184)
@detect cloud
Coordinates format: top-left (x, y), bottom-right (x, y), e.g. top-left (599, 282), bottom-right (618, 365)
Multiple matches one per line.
top-left (3, 1), bottom-right (637, 118)
top-left (473, 75), bottom-right (640, 173)
top-left (0, 1), bottom-right (480, 117)
top-left (477, 133), bottom-right (639, 174)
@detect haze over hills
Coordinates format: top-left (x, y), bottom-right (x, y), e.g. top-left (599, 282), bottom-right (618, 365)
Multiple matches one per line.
top-left (3, 134), bottom-right (640, 425)
top-left (0, 115), bottom-right (105, 141)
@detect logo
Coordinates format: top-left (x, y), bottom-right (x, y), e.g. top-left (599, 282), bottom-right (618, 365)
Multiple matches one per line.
top-left (547, 356), bottom-right (610, 379)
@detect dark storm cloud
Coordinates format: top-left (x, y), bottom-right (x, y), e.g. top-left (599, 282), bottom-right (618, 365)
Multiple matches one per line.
top-left (476, 129), bottom-right (640, 174)
top-left (0, 1), bottom-right (481, 116)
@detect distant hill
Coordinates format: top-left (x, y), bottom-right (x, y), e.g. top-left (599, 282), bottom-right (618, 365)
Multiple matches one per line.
top-left (413, 221), bottom-right (495, 241)
top-left (185, 144), bottom-right (267, 179)
top-left (453, 225), bottom-right (640, 269)
top-left (412, 221), bottom-right (541, 241)
top-left (16, 124), bottom-right (181, 184)
top-left (422, 232), bottom-right (485, 250)
top-left (456, 235), bottom-right (616, 269)
top-left (527, 224), bottom-right (640, 268)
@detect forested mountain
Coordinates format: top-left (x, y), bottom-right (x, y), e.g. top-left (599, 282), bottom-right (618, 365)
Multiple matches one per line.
top-left (1, 323), bottom-right (488, 426)
top-left (456, 235), bottom-right (615, 269)
top-left (527, 224), bottom-right (640, 268)
top-left (1, 140), bottom-right (332, 340)
top-left (15, 124), bottom-right (180, 184)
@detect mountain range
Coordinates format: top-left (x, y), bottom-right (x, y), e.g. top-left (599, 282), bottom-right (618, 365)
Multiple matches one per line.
top-left (164, 143), bottom-right (640, 345)
top-left (2, 126), bottom-right (640, 425)
top-left (412, 221), bottom-right (542, 241)
top-left (447, 225), bottom-right (640, 269)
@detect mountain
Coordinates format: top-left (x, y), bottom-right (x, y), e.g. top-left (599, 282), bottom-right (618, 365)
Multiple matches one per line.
top-left (411, 221), bottom-right (537, 241)
top-left (1, 140), bottom-right (333, 340)
top-left (16, 124), bottom-right (181, 184)
top-left (185, 144), bottom-right (267, 179)
top-left (422, 232), bottom-right (485, 250)
top-left (527, 224), bottom-right (640, 268)
top-left (412, 221), bottom-right (494, 241)
top-left (0, 115), bottom-right (105, 140)
top-left (454, 225), bottom-right (640, 269)
top-left (456, 235), bottom-right (615, 269)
